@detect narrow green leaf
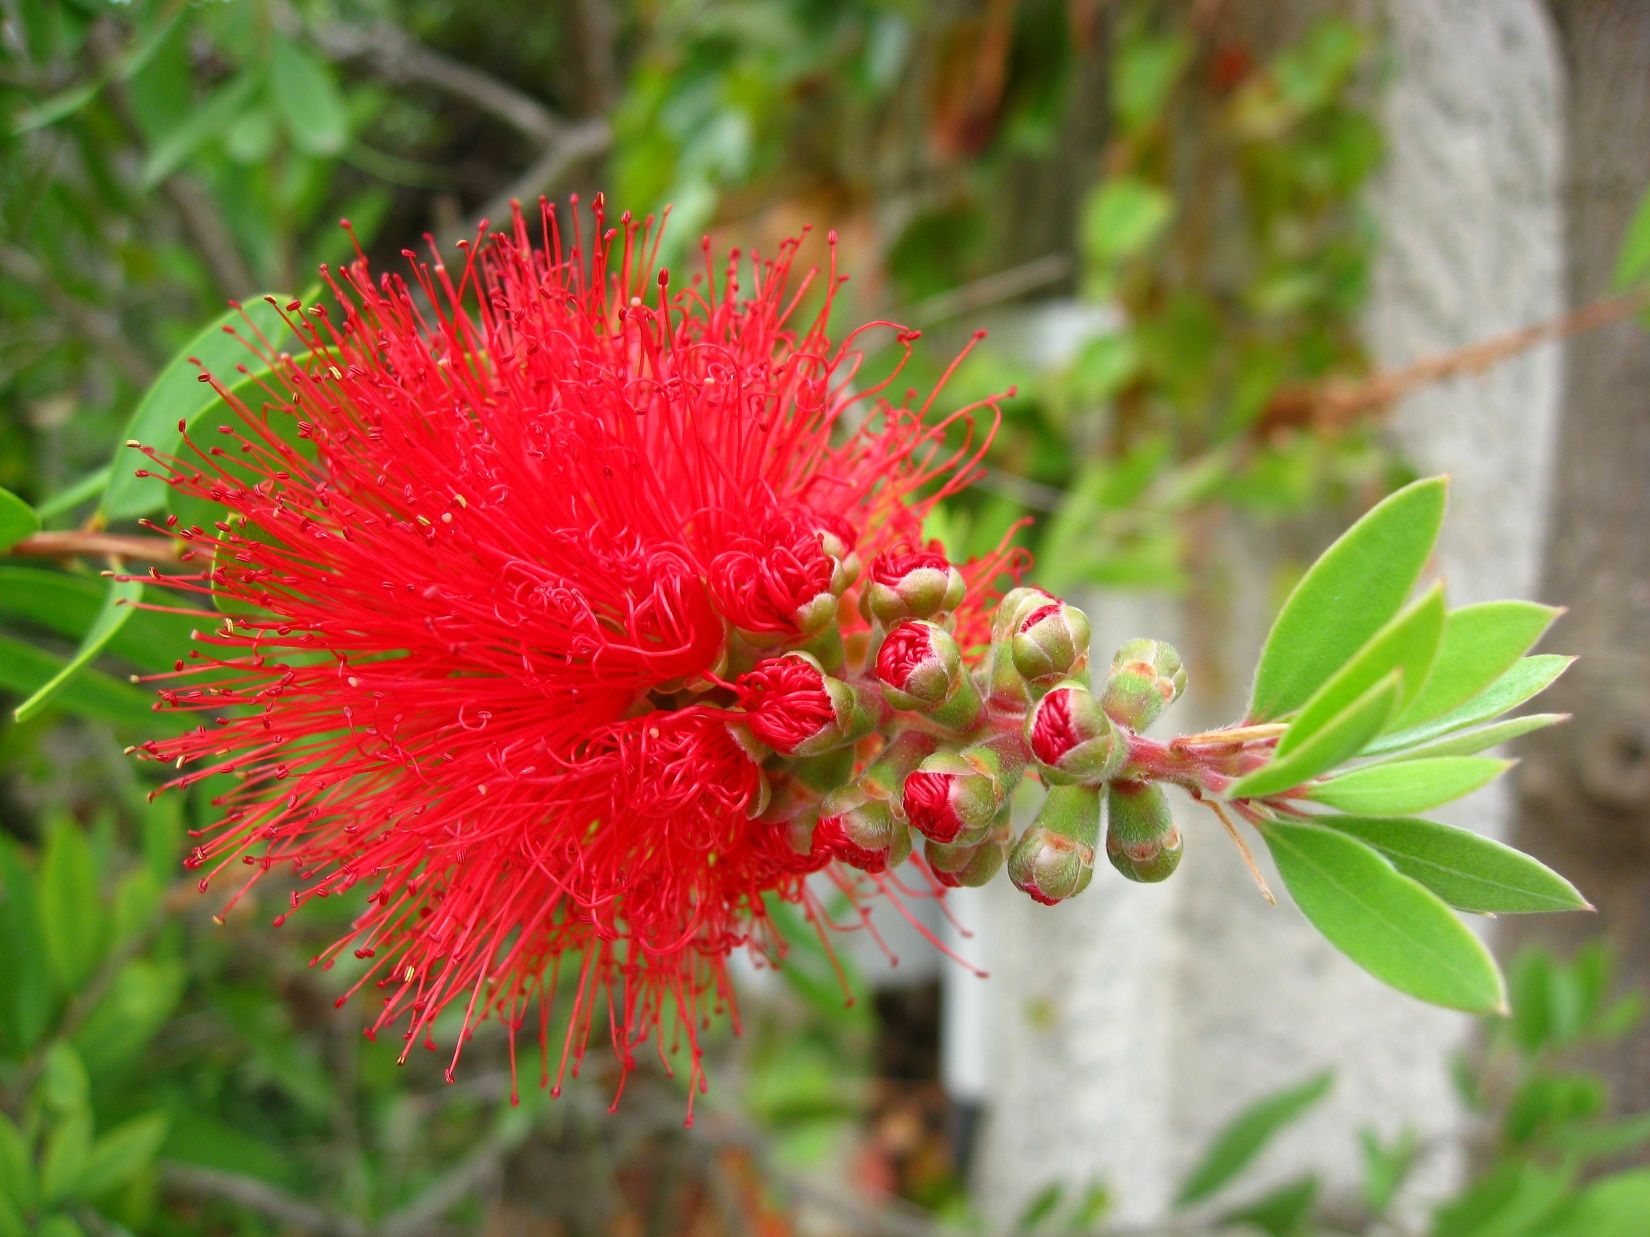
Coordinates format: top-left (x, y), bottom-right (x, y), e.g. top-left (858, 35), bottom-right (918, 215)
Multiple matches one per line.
top-left (1321, 816), bottom-right (1588, 914)
top-left (1307, 757), bottom-right (1509, 815)
top-left (71, 1112), bottom-right (169, 1200)
top-left (1263, 820), bottom-right (1505, 1012)
top-left (0, 634), bottom-right (162, 731)
top-left (1433, 1161), bottom-right (1571, 1237)
top-left (34, 467), bottom-right (111, 522)
top-left (1228, 673), bottom-right (1400, 800)
top-left (1250, 477), bottom-right (1447, 721)
top-left (0, 1112), bottom-right (33, 1212)
top-left (12, 575), bottom-right (143, 723)
top-left (271, 37), bottom-right (349, 157)
top-left (1542, 1169), bottom-right (1650, 1237)
top-left (1614, 183), bottom-right (1650, 290)
top-left (0, 1195), bottom-right (23, 1237)
top-left (142, 70), bottom-right (261, 188)
top-left (39, 821), bottom-right (110, 991)
top-left (1390, 601), bottom-right (1560, 731)
top-left (1386, 713), bottom-right (1565, 761)
top-left (0, 566), bottom-right (192, 671)
top-left (0, 839), bottom-right (57, 1056)
top-left (1218, 1176), bottom-right (1318, 1237)
top-left (1364, 655), bottom-right (1572, 755)
top-left (39, 1111), bottom-right (92, 1204)
top-left (10, 8), bottom-right (182, 135)
top-left (102, 295), bottom-right (290, 519)
top-left (1277, 584), bottom-right (1445, 756)
top-left (1082, 177), bottom-right (1175, 265)
top-left (0, 485), bottom-right (40, 551)
top-left (1175, 1072), bottom-right (1333, 1207)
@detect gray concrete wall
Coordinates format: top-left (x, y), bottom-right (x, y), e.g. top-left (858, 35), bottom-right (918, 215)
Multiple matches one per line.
top-left (966, 0), bottom-right (1566, 1223)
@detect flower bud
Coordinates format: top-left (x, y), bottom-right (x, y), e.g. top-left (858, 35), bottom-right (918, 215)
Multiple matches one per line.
top-left (875, 621), bottom-right (982, 731)
top-left (1008, 785), bottom-right (1101, 904)
top-left (863, 549), bottom-right (966, 625)
top-left (1011, 601), bottom-right (1092, 687)
top-left (1105, 779), bottom-right (1183, 883)
top-left (735, 653), bottom-right (878, 758)
top-left (1100, 638), bottom-right (1187, 731)
top-left (815, 789), bottom-right (911, 873)
top-left (902, 752), bottom-right (998, 844)
top-left (1026, 682), bottom-right (1125, 784)
top-left (926, 819), bottom-right (1009, 888)
top-left (988, 586), bottom-right (1056, 706)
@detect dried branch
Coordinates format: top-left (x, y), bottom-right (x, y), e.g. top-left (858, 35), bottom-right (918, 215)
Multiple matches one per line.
top-left (1262, 288), bottom-right (1649, 433)
top-left (7, 531), bottom-right (180, 564)
top-left (306, 17), bottom-right (564, 145)
top-left (163, 1164), bottom-right (367, 1237)
top-left (378, 1113), bottom-right (533, 1237)
top-left (162, 174), bottom-right (257, 299)
top-left (900, 252), bottom-right (1073, 328)
top-left (470, 116), bottom-right (613, 237)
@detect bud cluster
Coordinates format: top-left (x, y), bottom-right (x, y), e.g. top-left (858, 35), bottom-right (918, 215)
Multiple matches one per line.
top-left (724, 537), bottom-right (1208, 910)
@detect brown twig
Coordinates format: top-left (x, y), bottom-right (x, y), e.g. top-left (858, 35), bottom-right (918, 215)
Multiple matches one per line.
top-left (8, 531), bottom-right (180, 564)
top-left (470, 117), bottom-right (613, 238)
top-left (1261, 288), bottom-right (1649, 433)
top-left (1203, 799), bottom-right (1276, 905)
top-left (163, 1165), bottom-right (367, 1237)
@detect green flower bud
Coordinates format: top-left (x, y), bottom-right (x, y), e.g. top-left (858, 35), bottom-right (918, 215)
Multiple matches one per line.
top-left (1100, 639), bottom-right (1187, 730)
top-left (1008, 785), bottom-right (1101, 904)
top-left (926, 819), bottom-right (1010, 888)
top-left (1026, 682), bottom-right (1126, 784)
top-left (1011, 600), bottom-right (1092, 687)
top-left (988, 587), bottom-right (1057, 706)
top-left (1105, 779), bottom-right (1183, 883)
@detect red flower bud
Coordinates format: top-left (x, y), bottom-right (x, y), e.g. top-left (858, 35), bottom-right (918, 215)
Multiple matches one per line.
top-left (815, 790), bottom-right (911, 873)
top-left (1026, 682), bottom-right (1124, 784)
top-left (875, 620), bottom-right (982, 730)
top-left (863, 548), bottom-right (966, 624)
top-left (736, 654), bottom-right (876, 757)
top-left (1011, 601), bottom-right (1091, 687)
top-left (902, 751), bottom-right (999, 844)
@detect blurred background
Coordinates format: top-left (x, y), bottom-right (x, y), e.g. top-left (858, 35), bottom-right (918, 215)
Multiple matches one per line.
top-left (3, 0), bottom-right (1650, 1234)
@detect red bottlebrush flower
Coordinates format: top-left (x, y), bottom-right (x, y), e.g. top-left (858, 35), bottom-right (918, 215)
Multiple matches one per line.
top-left (129, 197), bottom-right (1024, 1114)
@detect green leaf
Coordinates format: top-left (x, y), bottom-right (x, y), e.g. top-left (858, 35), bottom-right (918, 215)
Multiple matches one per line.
top-left (1228, 673), bottom-right (1400, 800)
top-left (1250, 477), bottom-right (1447, 721)
top-left (1386, 713), bottom-right (1565, 762)
top-left (1390, 601), bottom-right (1560, 730)
top-left (1542, 1169), bottom-right (1650, 1237)
top-left (1614, 183), bottom-right (1650, 290)
top-left (0, 635), bottom-right (161, 730)
top-left (12, 574), bottom-right (143, 723)
top-left (1432, 1161), bottom-right (1571, 1237)
top-left (42, 1041), bottom-right (89, 1115)
top-left (0, 1112), bottom-right (34, 1212)
top-left (1174, 1072), bottom-right (1333, 1207)
top-left (1321, 816), bottom-right (1588, 914)
top-left (1081, 177), bottom-right (1175, 266)
top-left (1276, 584), bottom-right (1445, 756)
top-left (1219, 1176), bottom-right (1318, 1237)
top-left (142, 70), bottom-right (262, 188)
top-left (39, 820), bottom-right (109, 991)
top-left (73, 959), bottom-right (186, 1079)
top-left (1553, 1112), bottom-right (1650, 1160)
top-left (71, 1112), bottom-right (169, 1200)
top-left (1365, 656), bottom-right (1573, 756)
top-left (271, 37), bottom-right (348, 157)
top-left (0, 566), bottom-right (193, 671)
top-left (102, 295), bottom-right (291, 520)
top-left (10, 8), bottom-right (181, 134)
top-left (0, 838), bottom-right (57, 1055)
top-left (1263, 820), bottom-right (1505, 1012)
top-left (1306, 757), bottom-right (1509, 815)
top-left (1359, 1126), bottom-right (1417, 1217)
top-left (34, 468), bottom-right (111, 522)
top-left (39, 1111), bottom-right (92, 1204)
top-left (0, 1192), bottom-right (23, 1237)
top-left (0, 486), bottom-right (40, 551)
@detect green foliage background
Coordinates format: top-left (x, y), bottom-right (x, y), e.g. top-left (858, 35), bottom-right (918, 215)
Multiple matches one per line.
top-left (1, 2), bottom-right (1646, 1236)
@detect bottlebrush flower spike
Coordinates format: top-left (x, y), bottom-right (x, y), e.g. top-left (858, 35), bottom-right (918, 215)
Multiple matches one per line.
top-left (127, 197), bottom-right (1026, 1115)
